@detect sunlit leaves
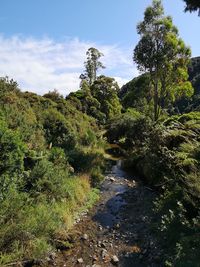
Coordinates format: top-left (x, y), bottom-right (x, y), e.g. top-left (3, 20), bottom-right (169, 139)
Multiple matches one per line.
top-left (134, 0), bottom-right (193, 120)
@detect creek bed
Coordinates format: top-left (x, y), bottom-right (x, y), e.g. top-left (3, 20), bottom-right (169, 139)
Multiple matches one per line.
top-left (45, 160), bottom-right (162, 267)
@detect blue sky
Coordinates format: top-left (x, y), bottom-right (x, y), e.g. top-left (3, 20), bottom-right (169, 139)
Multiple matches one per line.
top-left (0, 0), bottom-right (199, 95)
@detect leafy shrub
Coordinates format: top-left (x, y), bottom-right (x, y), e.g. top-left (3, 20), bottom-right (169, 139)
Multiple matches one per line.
top-left (43, 108), bottom-right (77, 150)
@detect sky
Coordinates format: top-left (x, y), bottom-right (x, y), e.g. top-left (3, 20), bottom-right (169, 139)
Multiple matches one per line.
top-left (0, 0), bottom-right (199, 95)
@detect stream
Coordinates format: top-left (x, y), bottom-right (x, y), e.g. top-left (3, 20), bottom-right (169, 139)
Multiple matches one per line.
top-left (46, 160), bottom-right (162, 267)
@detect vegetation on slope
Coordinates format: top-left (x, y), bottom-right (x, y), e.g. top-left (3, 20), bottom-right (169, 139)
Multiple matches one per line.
top-left (0, 77), bottom-right (105, 265)
top-left (106, 1), bottom-right (200, 265)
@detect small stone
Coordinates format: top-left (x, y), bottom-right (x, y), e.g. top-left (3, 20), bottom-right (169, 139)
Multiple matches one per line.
top-left (82, 233), bottom-right (88, 240)
top-left (111, 255), bottom-right (119, 264)
top-left (101, 242), bottom-right (106, 248)
top-left (110, 177), bottom-right (115, 182)
top-left (101, 249), bottom-right (110, 262)
top-left (93, 254), bottom-right (98, 261)
top-left (77, 258), bottom-right (84, 264)
top-left (49, 252), bottom-right (56, 259)
top-left (101, 248), bottom-right (108, 257)
top-left (115, 223), bottom-right (120, 229)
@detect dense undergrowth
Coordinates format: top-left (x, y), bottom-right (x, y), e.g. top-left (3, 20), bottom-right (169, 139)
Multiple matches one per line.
top-left (0, 77), bottom-right (106, 265)
top-left (107, 109), bottom-right (200, 266)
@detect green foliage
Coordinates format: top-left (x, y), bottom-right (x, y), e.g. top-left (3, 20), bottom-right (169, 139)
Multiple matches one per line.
top-left (42, 108), bottom-right (77, 150)
top-left (67, 75), bottom-right (122, 124)
top-left (90, 166), bottom-right (104, 187)
top-left (134, 0), bottom-right (193, 120)
top-left (188, 57), bottom-right (200, 95)
top-left (91, 75), bottom-right (122, 122)
top-left (183, 0), bottom-right (200, 14)
top-left (81, 47), bottom-right (105, 86)
top-left (0, 174), bottom-right (94, 265)
top-left (106, 109), bottom-right (151, 149)
top-left (0, 120), bottom-right (25, 200)
top-left (120, 73), bottom-right (152, 111)
top-left (0, 77), bottom-right (104, 264)
top-left (106, 111), bottom-right (200, 264)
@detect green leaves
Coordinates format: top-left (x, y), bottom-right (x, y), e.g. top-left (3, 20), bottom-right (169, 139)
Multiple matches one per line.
top-left (91, 75), bottom-right (122, 122)
top-left (183, 0), bottom-right (200, 14)
top-left (0, 120), bottom-right (25, 199)
top-left (83, 47), bottom-right (105, 86)
top-left (134, 0), bottom-right (193, 120)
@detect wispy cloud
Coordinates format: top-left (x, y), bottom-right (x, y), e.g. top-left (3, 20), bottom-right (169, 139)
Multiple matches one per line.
top-left (0, 35), bottom-right (138, 95)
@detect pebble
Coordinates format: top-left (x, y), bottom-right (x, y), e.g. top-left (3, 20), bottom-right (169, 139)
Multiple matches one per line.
top-left (93, 254), bottom-right (98, 261)
top-left (82, 233), bottom-right (89, 240)
top-left (101, 248), bottom-right (108, 258)
top-left (111, 255), bottom-right (119, 264)
top-left (77, 258), bottom-right (84, 264)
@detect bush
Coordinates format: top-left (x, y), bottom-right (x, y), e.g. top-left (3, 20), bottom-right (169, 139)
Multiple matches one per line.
top-left (43, 109), bottom-right (77, 150)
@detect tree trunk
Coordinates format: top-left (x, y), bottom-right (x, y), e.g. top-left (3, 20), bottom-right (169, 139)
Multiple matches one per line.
top-left (153, 78), bottom-right (159, 121)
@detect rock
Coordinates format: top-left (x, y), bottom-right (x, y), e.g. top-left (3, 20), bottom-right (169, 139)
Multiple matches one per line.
top-left (115, 223), bottom-right (120, 229)
top-left (111, 255), bottom-right (119, 264)
top-left (77, 258), bottom-right (84, 264)
top-left (82, 233), bottom-right (88, 240)
top-left (101, 249), bottom-right (110, 262)
top-left (101, 248), bottom-right (107, 257)
top-left (101, 241), bottom-right (106, 248)
top-left (110, 177), bottom-right (115, 182)
top-left (49, 252), bottom-right (56, 259)
top-left (93, 254), bottom-right (98, 261)
top-left (69, 166), bottom-right (74, 173)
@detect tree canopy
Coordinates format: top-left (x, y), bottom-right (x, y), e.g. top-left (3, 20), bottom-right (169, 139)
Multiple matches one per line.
top-left (81, 47), bottom-right (105, 86)
top-left (183, 0), bottom-right (200, 14)
top-left (134, 0), bottom-right (193, 120)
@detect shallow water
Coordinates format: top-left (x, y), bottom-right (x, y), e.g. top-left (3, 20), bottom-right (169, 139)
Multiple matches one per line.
top-left (93, 161), bottom-right (128, 228)
top-left (46, 160), bottom-right (162, 267)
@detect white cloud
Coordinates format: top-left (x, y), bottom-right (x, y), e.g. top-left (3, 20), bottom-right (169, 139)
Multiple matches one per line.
top-left (0, 35), bottom-right (138, 96)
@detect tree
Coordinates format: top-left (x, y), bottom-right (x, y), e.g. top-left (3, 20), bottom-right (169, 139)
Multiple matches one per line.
top-left (134, 0), bottom-right (193, 120)
top-left (82, 47), bottom-right (105, 86)
top-left (91, 75), bottom-right (122, 121)
top-left (183, 0), bottom-right (200, 14)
